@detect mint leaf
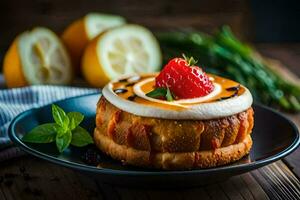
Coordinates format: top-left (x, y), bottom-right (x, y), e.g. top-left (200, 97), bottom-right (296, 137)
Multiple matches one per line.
top-left (22, 123), bottom-right (57, 143)
top-left (55, 126), bottom-right (67, 137)
top-left (166, 87), bottom-right (174, 101)
top-left (71, 126), bottom-right (93, 147)
top-left (52, 104), bottom-right (69, 129)
top-left (67, 112), bottom-right (84, 130)
top-left (56, 130), bottom-right (72, 153)
top-left (146, 87), bottom-right (167, 98)
top-left (146, 87), bottom-right (175, 101)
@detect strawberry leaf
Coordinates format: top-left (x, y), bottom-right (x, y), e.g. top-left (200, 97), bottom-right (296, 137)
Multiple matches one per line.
top-left (146, 87), bottom-right (167, 98)
top-left (166, 87), bottom-right (174, 101)
top-left (182, 53), bottom-right (198, 66)
top-left (146, 87), bottom-right (175, 102)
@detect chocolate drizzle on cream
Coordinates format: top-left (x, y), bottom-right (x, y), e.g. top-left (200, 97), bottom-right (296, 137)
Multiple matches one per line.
top-left (125, 82), bottom-right (136, 87)
top-left (127, 94), bottom-right (137, 101)
top-left (115, 76), bottom-right (140, 89)
top-left (113, 88), bottom-right (128, 94)
top-left (217, 91), bottom-right (239, 101)
top-left (226, 85), bottom-right (240, 92)
top-left (119, 78), bottom-right (128, 82)
top-left (217, 85), bottom-right (240, 101)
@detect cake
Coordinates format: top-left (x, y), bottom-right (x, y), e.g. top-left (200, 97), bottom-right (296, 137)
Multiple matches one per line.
top-left (94, 56), bottom-right (254, 170)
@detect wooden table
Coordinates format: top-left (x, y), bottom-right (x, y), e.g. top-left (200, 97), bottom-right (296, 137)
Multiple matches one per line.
top-left (0, 44), bottom-right (300, 200)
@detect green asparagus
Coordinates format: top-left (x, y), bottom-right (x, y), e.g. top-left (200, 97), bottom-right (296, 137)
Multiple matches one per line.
top-left (157, 26), bottom-right (300, 112)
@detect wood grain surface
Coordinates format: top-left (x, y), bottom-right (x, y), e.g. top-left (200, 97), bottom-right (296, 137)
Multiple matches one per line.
top-left (1, 156), bottom-right (300, 200)
top-left (0, 44), bottom-right (299, 199)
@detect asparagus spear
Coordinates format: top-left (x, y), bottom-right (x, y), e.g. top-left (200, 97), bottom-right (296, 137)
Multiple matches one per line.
top-left (215, 26), bottom-right (300, 111)
top-left (157, 27), bottom-right (300, 112)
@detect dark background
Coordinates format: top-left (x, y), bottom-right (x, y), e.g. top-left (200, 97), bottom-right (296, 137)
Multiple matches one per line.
top-left (1, 0), bottom-right (300, 70)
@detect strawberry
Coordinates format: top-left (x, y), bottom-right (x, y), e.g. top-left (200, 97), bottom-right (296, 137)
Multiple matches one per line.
top-left (155, 55), bottom-right (214, 99)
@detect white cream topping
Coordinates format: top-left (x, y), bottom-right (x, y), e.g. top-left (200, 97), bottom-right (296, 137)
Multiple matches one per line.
top-left (102, 75), bottom-right (253, 120)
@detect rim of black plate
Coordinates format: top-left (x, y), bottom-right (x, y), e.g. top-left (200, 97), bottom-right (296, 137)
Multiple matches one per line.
top-left (8, 92), bottom-right (300, 176)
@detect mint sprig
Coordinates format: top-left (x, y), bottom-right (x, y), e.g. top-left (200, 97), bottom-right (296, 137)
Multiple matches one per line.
top-left (146, 87), bottom-right (174, 101)
top-left (22, 104), bottom-right (93, 153)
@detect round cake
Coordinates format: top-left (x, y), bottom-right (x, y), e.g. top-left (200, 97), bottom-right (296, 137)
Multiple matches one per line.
top-left (94, 56), bottom-right (254, 170)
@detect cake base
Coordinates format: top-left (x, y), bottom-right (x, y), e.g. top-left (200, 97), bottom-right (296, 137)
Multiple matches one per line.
top-left (94, 128), bottom-right (252, 170)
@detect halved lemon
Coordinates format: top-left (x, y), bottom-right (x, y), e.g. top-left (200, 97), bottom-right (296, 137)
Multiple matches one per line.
top-left (82, 24), bottom-right (162, 87)
top-left (61, 13), bottom-right (126, 71)
top-left (3, 27), bottom-right (72, 88)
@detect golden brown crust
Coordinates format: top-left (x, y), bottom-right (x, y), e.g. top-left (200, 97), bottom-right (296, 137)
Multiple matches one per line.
top-left (95, 96), bottom-right (254, 152)
top-left (94, 129), bottom-right (252, 170)
top-left (94, 96), bottom-right (254, 169)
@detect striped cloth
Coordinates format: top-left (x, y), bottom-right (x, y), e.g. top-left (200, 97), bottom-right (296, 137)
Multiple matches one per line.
top-left (0, 85), bottom-right (99, 161)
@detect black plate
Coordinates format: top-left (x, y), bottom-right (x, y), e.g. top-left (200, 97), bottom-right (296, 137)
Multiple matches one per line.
top-left (8, 93), bottom-right (300, 187)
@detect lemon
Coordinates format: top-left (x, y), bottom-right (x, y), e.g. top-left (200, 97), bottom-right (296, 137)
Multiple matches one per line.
top-left (82, 24), bottom-right (162, 87)
top-left (61, 13), bottom-right (126, 72)
top-left (3, 27), bottom-right (72, 88)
